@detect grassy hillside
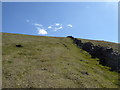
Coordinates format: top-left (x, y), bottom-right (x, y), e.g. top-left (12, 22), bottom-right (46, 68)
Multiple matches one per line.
top-left (2, 33), bottom-right (119, 88)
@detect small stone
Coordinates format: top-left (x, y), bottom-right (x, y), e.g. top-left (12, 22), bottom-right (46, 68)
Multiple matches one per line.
top-left (80, 60), bottom-right (83, 61)
top-left (81, 71), bottom-right (89, 75)
top-left (41, 68), bottom-right (47, 70)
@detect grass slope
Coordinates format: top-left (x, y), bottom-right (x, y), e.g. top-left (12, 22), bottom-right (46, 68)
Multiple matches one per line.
top-left (2, 33), bottom-right (119, 88)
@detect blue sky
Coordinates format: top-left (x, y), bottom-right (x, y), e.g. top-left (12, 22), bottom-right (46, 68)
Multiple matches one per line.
top-left (2, 2), bottom-right (118, 42)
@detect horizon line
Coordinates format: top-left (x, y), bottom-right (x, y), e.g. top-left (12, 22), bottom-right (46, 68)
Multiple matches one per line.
top-left (1, 32), bottom-right (118, 43)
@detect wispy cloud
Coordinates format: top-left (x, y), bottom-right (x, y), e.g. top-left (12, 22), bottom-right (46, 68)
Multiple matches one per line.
top-left (59, 26), bottom-right (63, 29)
top-left (67, 24), bottom-right (73, 28)
top-left (48, 26), bottom-right (52, 29)
top-left (47, 23), bottom-right (63, 31)
top-left (34, 23), bottom-right (43, 27)
top-left (55, 23), bottom-right (60, 26)
top-left (26, 20), bottom-right (73, 35)
top-left (54, 26), bottom-right (63, 31)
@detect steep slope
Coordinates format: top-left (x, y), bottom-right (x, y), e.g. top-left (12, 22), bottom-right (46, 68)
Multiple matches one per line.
top-left (2, 33), bottom-right (119, 88)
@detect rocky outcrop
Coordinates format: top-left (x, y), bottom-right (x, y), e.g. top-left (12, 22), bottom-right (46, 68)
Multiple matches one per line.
top-left (67, 36), bottom-right (120, 72)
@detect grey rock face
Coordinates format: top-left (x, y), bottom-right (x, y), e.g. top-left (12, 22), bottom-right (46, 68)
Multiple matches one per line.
top-left (67, 36), bottom-right (120, 72)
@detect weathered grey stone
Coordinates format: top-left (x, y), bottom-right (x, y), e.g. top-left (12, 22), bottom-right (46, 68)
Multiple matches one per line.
top-left (67, 36), bottom-right (120, 72)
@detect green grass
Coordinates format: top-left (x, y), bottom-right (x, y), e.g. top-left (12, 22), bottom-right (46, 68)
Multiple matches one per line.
top-left (2, 33), bottom-right (119, 88)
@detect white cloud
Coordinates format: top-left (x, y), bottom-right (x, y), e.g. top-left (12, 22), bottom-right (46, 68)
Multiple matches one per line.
top-left (38, 29), bottom-right (48, 35)
top-left (55, 23), bottom-right (60, 26)
top-left (48, 26), bottom-right (52, 29)
top-left (59, 26), bottom-right (63, 29)
top-left (26, 21), bottom-right (68, 34)
top-left (67, 24), bottom-right (73, 28)
top-left (54, 26), bottom-right (63, 31)
top-left (34, 23), bottom-right (43, 27)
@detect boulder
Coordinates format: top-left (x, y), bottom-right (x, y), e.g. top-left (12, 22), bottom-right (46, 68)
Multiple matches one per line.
top-left (16, 45), bottom-right (23, 47)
